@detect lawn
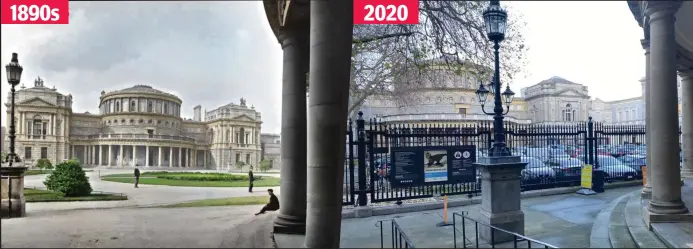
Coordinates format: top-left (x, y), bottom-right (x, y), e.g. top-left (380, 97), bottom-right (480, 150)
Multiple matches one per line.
top-left (160, 196), bottom-right (269, 208)
top-left (100, 171), bottom-right (280, 188)
top-left (24, 188), bottom-right (128, 202)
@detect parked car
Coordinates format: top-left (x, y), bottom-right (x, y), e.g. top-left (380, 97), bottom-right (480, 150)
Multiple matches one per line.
top-left (545, 158), bottom-right (584, 178)
top-left (618, 155), bottom-right (646, 176)
top-left (595, 155), bottom-right (638, 181)
top-left (521, 156), bottom-right (556, 181)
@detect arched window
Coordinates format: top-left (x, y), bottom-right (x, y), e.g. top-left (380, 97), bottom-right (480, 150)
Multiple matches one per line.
top-left (115, 101), bottom-right (121, 112)
top-left (147, 101), bottom-right (153, 112)
top-left (107, 102), bottom-right (112, 113)
top-left (163, 103), bottom-right (168, 114)
top-left (239, 128), bottom-right (245, 144)
top-left (226, 130), bottom-right (230, 143)
top-left (130, 101), bottom-right (136, 112)
top-left (32, 115), bottom-right (44, 139)
top-left (563, 104), bottom-right (573, 122)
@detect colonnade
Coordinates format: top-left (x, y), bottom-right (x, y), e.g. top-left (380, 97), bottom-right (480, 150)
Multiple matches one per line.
top-left (71, 144), bottom-right (207, 168)
top-left (639, 1), bottom-right (693, 216)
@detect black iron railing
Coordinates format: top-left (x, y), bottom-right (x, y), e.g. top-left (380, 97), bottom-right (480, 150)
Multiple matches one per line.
top-left (343, 111), bottom-right (653, 206)
top-left (376, 219), bottom-right (416, 248)
top-left (452, 212), bottom-right (558, 249)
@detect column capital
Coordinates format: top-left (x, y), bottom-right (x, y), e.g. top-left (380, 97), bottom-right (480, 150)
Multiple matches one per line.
top-left (277, 22), bottom-right (310, 49)
top-left (641, 39), bottom-right (650, 53)
top-left (644, 1), bottom-right (682, 22)
top-left (679, 69), bottom-right (693, 80)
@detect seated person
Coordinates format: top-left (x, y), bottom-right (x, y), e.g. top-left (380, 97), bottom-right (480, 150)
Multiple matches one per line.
top-left (255, 189), bottom-right (280, 215)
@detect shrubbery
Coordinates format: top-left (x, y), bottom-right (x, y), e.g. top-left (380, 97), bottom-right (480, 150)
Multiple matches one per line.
top-left (156, 174), bottom-right (262, 182)
top-left (43, 159), bottom-right (92, 197)
top-left (35, 158), bottom-right (53, 170)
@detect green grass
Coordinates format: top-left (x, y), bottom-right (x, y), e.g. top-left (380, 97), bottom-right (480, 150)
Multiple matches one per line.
top-left (100, 172), bottom-right (280, 187)
top-left (160, 196), bottom-right (269, 208)
top-left (24, 188), bottom-right (128, 202)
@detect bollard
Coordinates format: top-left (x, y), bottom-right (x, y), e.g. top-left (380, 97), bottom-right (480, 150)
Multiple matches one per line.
top-left (436, 194), bottom-right (452, 227)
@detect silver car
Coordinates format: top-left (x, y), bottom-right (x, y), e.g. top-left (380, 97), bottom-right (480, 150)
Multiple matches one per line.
top-left (521, 156), bottom-right (556, 180)
top-left (596, 155), bottom-right (638, 180)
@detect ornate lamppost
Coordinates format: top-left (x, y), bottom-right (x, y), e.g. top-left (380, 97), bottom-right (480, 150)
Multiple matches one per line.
top-left (475, 0), bottom-right (516, 157)
top-left (471, 1), bottom-right (527, 244)
top-left (5, 53), bottom-right (23, 166)
top-left (2, 52), bottom-right (27, 218)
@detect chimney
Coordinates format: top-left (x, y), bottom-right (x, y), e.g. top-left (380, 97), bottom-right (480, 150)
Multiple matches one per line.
top-left (193, 105), bottom-right (202, 121)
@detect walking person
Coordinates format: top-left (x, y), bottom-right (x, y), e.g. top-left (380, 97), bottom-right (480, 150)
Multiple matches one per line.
top-left (255, 189), bottom-right (279, 215)
top-left (248, 166), bottom-right (254, 193)
top-left (134, 166), bottom-right (140, 188)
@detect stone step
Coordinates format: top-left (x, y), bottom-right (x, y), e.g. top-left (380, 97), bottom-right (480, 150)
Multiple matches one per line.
top-left (624, 192), bottom-right (668, 248)
top-left (590, 193), bottom-right (630, 248)
top-left (608, 195), bottom-right (638, 248)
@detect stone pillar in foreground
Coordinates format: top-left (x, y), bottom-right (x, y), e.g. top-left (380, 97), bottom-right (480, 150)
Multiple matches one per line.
top-left (158, 147), bottom-right (163, 167)
top-left (475, 156), bottom-right (527, 244)
top-left (1, 166), bottom-right (28, 218)
top-left (273, 18), bottom-right (310, 235)
top-left (642, 38), bottom-right (653, 198)
top-left (303, 0), bottom-right (354, 247)
top-left (681, 71), bottom-right (693, 177)
top-left (645, 1), bottom-right (688, 215)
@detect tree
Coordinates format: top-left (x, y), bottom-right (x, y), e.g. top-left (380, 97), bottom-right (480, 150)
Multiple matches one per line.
top-left (347, 1), bottom-right (528, 116)
top-left (259, 159), bottom-right (272, 172)
top-left (35, 158), bottom-right (52, 171)
top-left (1, 151), bottom-right (7, 163)
top-left (235, 161), bottom-right (246, 172)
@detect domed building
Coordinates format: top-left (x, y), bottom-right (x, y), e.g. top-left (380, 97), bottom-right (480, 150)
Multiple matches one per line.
top-left (357, 63), bottom-right (531, 126)
top-left (3, 78), bottom-right (263, 170)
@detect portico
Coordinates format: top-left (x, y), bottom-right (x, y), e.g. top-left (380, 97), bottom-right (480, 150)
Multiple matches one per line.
top-left (628, 1), bottom-right (693, 220)
top-left (263, 0), bottom-right (354, 247)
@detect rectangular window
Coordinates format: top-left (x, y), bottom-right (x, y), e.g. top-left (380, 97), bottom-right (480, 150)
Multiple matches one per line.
top-left (458, 108), bottom-right (467, 114)
top-left (245, 154), bottom-right (250, 164)
top-left (24, 147), bottom-right (32, 159)
top-left (235, 153), bottom-right (240, 162)
top-left (40, 147), bottom-right (48, 159)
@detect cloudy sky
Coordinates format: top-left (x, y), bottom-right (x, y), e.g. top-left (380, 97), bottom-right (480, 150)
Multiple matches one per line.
top-left (1, 1), bottom-right (645, 134)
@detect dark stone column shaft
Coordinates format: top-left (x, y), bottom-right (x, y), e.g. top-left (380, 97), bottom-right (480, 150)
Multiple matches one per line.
top-left (645, 2), bottom-right (687, 215)
top-left (303, 0), bottom-right (354, 247)
top-left (273, 22), bottom-right (310, 234)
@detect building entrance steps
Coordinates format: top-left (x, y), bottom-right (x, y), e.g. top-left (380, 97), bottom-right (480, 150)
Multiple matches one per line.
top-left (590, 189), bottom-right (668, 248)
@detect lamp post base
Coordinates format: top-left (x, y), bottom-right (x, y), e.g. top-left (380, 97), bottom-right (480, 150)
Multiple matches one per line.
top-left (475, 156), bottom-right (527, 245)
top-left (1, 165), bottom-right (28, 219)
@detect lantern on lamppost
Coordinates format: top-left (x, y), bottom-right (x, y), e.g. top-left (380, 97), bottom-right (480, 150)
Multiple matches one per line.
top-left (475, 0), bottom-right (513, 157)
top-left (5, 53), bottom-right (24, 166)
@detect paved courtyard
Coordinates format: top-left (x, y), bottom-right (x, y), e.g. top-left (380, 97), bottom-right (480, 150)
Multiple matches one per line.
top-left (23, 169), bottom-right (281, 214)
top-left (1, 205), bottom-right (263, 248)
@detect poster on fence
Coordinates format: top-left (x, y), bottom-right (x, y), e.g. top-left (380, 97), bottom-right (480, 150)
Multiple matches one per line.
top-left (390, 146), bottom-right (476, 188)
top-left (581, 164), bottom-right (593, 189)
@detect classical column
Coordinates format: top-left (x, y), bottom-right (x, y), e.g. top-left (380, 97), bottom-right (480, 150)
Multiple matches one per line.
top-left (646, 1), bottom-right (688, 215)
top-left (99, 145), bottom-right (103, 166)
top-left (118, 145), bottom-right (124, 167)
top-left (681, 71), bottom-right (693, 177)
top-left (642, 39), bottom-right (653, 198)
top-left (158, 146), bottom-right (163, 167)
top-left (203, 151), bottom-right (207, 168)
top-left (132, 145), bottom-right (137, 166)
top-left (71, 145), bottom-right (75, 159)
top-left (108, 145), bottom-right (113, 166)
top-left (145, 146), bottom-right (150, 167)
top-left (273, 17), bottom-right (310, 234)
top-left (178, 147), bottom-right (182, 168)
top-left (91, 145), bottom-right (96, 165)
top-left (169, 147), bottom-right (173, 168)
top-left (304, 0), bottom-right (354, 247)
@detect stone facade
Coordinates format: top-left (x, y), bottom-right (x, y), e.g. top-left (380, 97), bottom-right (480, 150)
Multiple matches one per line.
top-left (360, 74), bottom-right (681, 127)
top-left (358, 66), bottom-right (531, 125)
top-left (260, 133), bottom-right (281, 169)
top-left (3, 78), bottom-right (262, 170)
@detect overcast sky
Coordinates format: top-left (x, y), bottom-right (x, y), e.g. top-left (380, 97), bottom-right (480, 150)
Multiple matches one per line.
top-left (1, 1), bottom-right (645, 134)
